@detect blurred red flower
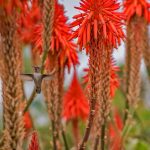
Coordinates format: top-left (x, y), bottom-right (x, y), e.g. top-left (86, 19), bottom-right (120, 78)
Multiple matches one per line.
top-left (83, 61), bottom-right (120, 99)
top-left (18, 0), bottom-right (41, 44)
top-left (109, 111), bottom-right (123, 150)
top-left (70, 0), bottom-right (125, 53)
top-left (24, 112), bottom-right (32, 133)
top-left (62, 72), bottom-right (89, 121)
top-left (0, 0), bottom-right (26, 14)
top-left (124, 0), bottom-right (150, 22)
top-left (28, 131), bottom-right (39, 150)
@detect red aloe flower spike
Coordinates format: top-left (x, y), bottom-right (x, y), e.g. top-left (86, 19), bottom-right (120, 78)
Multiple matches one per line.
top-left (28, 132), bottom-right (40, 150)
top-left (71, 0), bottom-right (125, 149)
top-left (124, 0), bottom-right (150, 22)
top-left (63, 71), bottom-right (89, 121)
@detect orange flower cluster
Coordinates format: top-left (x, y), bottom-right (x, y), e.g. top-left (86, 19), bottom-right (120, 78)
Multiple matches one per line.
top-left (83, 61), bottom-right (120, 98)
top-left (70, 0), bottom-right (125, 53)
top-left (62, 72), bottom-right (89, 121)
top-left (124, 0), bottom-right (150, 22)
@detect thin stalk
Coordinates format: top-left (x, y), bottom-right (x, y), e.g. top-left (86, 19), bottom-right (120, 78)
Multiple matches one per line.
top-left (93, 135), bottom-right (100, 150)
top-left (101, 123), bottom-right (106, 150)
top-left (52, 120), bottom-right (57, 150)
top-left (73, 119), bottom-right (80, 147)
top-left (62, 129), bottom-right (69, 150)
top-left (122, 109), bottom-right (134, 141)
top-left (145, 66), bottom-right (150, 80)
top-left (58, 69), bottom-right (69, 150)
top-left (23, 88), bottom-right (36, 114)
top-left (124, 102), bottom-right (129, 124)
top-left (40, 50), bottom-right (49, 74)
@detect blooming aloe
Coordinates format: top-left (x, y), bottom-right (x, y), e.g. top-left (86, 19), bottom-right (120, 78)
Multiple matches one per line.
top-left (71, 0), bottom-right (125, 149)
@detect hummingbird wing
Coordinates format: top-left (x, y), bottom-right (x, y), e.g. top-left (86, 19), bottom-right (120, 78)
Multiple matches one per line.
top-left (20, 74), bottom-right (34, 81)
top-left (42, 74), bottom-right (53, 81)
top-left (42, 68), bottom-right (56, 81)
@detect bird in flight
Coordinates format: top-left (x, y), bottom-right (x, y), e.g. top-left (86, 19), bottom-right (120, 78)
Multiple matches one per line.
top-left (20, 66), bottom-right (55, 94)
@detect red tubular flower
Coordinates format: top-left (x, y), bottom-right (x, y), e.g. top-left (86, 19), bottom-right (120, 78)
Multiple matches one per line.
top-left (124, 0), bottom-right (150, 22)
top-left (110, 61), bottom-right (120, 98)
top-left (28, 132), bottom-right (39, 150)
top-left (70, 0), bottom-right (125, 52)
top-left (109, 111), bottom-right (123, 150)
top-left (83, 61), bottom-right (120, 99)
top-left (62, 72), bottom-right (89, 121)
top-left (33, 1), bottom-right (78, 70)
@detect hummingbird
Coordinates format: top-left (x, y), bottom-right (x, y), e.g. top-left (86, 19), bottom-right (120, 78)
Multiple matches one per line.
top-left (20, 66), bottom-right (56, 94)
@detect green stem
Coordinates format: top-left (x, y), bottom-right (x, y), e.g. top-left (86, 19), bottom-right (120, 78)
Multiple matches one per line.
top-left (40, 50), bottom-right (49, 74)
top-left (145, 65), bottom-right (150, 81)
top-left (124, 101), bottom-right (129, 124)
top-left (122, 108), bottom-right (134, 142)
top-left (101, 123), bottom-right (106, 150)
top-left (23, 88), bottom-right (36, 114)
top-left (93, 135), bottom-right (100, 150)
top-left (118, 86), bottom-right (130, 124)
top-left (52, 120), bottom-right (57, 150)
top-left (62, 129), bottom-right (69, 150)
top-left (122, 123), bottom-right (132, 139)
